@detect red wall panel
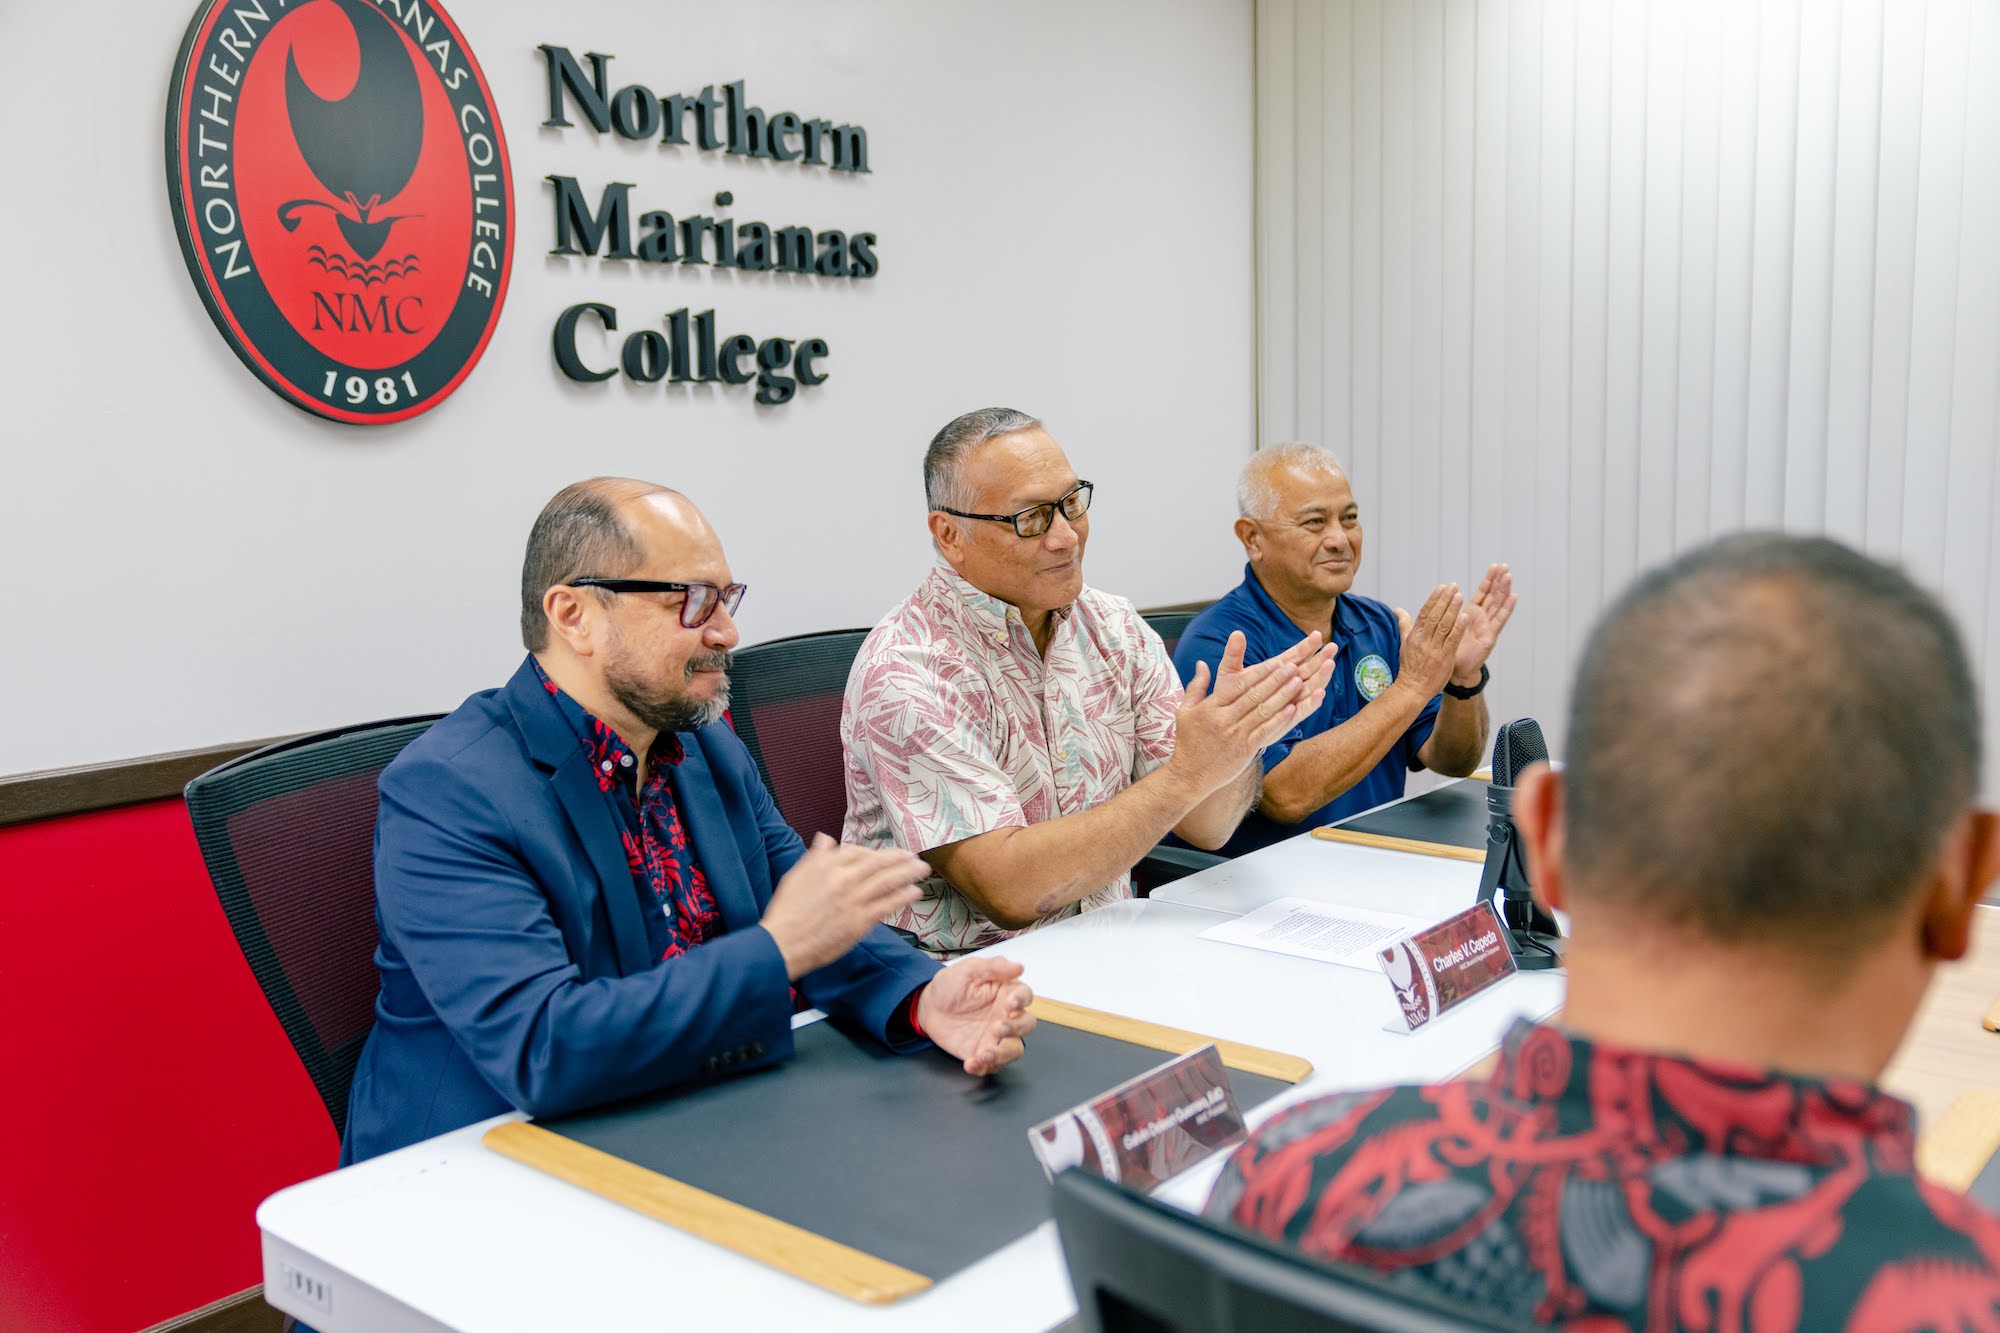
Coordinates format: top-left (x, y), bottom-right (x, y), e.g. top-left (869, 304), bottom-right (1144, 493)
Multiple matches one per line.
top-left (0, 800), bottom-right (337, 1332)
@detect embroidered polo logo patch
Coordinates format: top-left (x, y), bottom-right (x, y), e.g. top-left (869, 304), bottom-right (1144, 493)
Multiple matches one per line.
top-left (1354, 653), bottom-right (1393, 700)
top-left (166, 0), bottom-right (514, 423)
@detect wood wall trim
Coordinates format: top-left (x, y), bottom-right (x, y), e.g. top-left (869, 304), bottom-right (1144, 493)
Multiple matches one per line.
top-left (0, 735), bottom-right (295, 829)
top-left (2, 605), bottom-right (1220, 831)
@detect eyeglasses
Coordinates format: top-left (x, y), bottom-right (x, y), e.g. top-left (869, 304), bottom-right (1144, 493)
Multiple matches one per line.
top-left (568, 578), bottom-right (748, 628)
top-left (936, 480), bottom-right (1094, 539)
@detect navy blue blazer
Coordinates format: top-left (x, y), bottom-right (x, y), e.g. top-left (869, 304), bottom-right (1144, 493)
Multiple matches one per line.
top-left (341, 657), bottom-right (940, 1165)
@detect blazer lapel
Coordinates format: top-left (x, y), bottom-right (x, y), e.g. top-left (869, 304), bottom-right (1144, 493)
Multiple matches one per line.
top-left (505, 658), bottom-right (655, 978)
top-left (672, 738), bottom-right (764, 932)
top-left (548, 759), bottom-right (655, 977)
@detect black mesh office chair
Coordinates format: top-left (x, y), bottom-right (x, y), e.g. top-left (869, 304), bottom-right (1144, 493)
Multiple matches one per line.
top-left (1052, 1170), bottom-right (1527, 1333)
top-left (728, 628), bottom-right (872, 841)
top-left (184, 715), bottom-right (441, 1139)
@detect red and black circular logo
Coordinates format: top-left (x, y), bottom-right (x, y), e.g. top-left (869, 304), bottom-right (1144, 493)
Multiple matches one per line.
top-left (166, 0), bottom-right (513, 424)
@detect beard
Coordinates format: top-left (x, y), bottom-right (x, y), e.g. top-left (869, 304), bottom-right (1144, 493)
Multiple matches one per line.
top-left (604, 648), bottom-right (734, 735)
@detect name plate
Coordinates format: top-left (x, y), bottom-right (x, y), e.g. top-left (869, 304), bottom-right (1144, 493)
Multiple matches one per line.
top-left (1379, 902), bottom-right (1517, 1032)
top-left (1027, 1044), bottom-right (1247, 1192)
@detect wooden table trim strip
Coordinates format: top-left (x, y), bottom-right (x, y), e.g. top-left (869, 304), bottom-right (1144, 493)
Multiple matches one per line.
top-left (1916, 1091), bottom-right (2000, 1193)
top-left (481, 1121), bottom-right (932, 1305)
top-left (1310, 826), bottom-right (1487, 863)
top-left (1029, 996), bottom-right (1315, 1083)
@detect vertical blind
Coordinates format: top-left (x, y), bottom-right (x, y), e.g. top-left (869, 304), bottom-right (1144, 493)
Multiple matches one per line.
top-left (1257, 0), bottom-right (2000, 794)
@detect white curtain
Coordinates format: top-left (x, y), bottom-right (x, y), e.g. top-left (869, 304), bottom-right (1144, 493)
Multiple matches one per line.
top-left (1258, 0), bottom-right (2000, 794)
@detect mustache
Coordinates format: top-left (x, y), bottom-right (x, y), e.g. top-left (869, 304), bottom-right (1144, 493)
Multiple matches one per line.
top-left (684, 649), bottom-right (735, 678)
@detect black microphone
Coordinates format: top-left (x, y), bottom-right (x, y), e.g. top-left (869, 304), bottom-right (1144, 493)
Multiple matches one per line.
top-left (1476, 718), bottom-right (1564, 970)
top-left (1491, 716), bottom-right (1546, 788)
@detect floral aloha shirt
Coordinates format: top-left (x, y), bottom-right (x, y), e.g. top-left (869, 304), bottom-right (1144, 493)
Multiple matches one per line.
top-left (840, 563), bottom-right (1181, 958)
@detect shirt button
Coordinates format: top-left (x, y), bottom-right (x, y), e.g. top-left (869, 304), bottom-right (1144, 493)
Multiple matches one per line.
top-left (620, 754), bottom-right (635, 768)
top-left (600, 760), bottom-right (613, 773)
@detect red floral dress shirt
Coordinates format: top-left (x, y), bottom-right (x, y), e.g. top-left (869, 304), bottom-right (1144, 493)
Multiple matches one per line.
top-left (535, 663), bottom-right (721, 960)
top-left (1207, 1021), bottom-right (2000, 1331)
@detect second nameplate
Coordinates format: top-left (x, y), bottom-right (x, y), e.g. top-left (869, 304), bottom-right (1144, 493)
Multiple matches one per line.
top-left (1026, 1044), bottom-right (1248, 1192)
top-left (1379, 901), bottom-right (1518, 1032)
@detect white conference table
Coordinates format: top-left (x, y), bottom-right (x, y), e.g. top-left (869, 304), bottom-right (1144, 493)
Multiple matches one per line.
top-left (258, 836), bottom-right (1562, 1332)
top-left (1149, 820), bottom-right (1486, 920)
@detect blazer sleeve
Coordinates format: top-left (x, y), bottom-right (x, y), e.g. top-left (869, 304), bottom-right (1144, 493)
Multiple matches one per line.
top-left (373, 746), bottom-right (797, 1119)
top-left (727, 737), bottom-right (940, 1047)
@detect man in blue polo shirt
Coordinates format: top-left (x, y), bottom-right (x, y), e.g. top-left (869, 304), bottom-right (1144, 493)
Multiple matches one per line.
top-left (1173, 443), bottom-right (1516, 856)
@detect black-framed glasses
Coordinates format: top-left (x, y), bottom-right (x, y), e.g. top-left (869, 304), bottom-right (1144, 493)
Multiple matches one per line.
top-left (568, 578), bottom-right (748, 628)
top-left (936, 480), bottom-right (1094, 539)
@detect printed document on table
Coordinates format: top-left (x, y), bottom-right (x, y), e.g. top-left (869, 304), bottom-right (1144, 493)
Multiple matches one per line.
top-left (1199, 897), bottom-right (1425, 972)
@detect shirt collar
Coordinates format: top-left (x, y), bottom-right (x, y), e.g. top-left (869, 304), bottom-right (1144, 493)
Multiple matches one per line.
top-left (529, 656), bottom-right (685, 784)
top-left (1490, 1021), bottom-right (1917, 1168)
top-left (1241, 563), bottom-right (1359, 637)
top-left (927, 561), bottom-right (1076, 645)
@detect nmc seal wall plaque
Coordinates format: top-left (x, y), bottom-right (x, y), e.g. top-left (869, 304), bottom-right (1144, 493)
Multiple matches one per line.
top-left (167, 0), bottom-right (514, 424)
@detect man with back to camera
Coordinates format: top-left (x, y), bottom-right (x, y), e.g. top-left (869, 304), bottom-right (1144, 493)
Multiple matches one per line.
top-left (340, 478), bottom-right (1034, 1166)
top-left (1206, 532), bottom-right (2000, 1330)
top-left (839, 407), bottom-right (1340, 958)
top-left (1174, 443), bottom-right (1517, 856)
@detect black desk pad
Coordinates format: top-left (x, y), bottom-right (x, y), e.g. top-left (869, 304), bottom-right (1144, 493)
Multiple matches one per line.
top-left (1333, 778), bottom-right (1492, 850)
top-left (537, 1019), bottom-right (1293, 1283)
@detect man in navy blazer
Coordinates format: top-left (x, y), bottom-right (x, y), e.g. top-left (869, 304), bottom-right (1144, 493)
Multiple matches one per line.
top-left (342, 478), bottom-right (1035, 1165)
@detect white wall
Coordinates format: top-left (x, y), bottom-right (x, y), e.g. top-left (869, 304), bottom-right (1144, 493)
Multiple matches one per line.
top-left (0, 0), bottom-right (1255, 776)
top-left (1258, 0), bottom-right (2000, 797)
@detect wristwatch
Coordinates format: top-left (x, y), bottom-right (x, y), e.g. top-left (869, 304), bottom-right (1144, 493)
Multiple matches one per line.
top-left (1442, 664), bottom-right (1489, 699)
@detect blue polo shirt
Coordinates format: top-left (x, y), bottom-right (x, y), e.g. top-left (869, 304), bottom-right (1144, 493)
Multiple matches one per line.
top-left (1173, 566), bottom-right (1440, 856)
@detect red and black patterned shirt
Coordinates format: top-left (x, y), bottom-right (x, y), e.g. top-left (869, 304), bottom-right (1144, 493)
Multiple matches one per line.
top-left (1206, 1021), bottom-right (2000, 1331)
top-left (535, 662), bottom-right (723, 962)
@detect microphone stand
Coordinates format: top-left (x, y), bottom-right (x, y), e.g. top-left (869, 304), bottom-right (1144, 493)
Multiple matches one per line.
top-left (1477, 782), bottom-right (1565, 971)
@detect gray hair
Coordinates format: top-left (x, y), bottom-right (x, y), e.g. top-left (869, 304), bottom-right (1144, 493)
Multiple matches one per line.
top-left (924, 407), bottom-right (1043, 512)
top-left (1566, 532), bottom-right (1982, 965)
top-left (1238, 442), bottom-right (1346, 520)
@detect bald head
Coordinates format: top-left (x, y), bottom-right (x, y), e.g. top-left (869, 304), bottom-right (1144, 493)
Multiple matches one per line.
top-left (520, 477), bottom-right (690, 650)
top-left (1238, 443), bottom-right (1347, 521)
top-left (1565, 533), bottom-right (1981, 955)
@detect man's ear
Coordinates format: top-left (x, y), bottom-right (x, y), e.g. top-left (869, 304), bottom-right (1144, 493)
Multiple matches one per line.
top-left (541, 585), bottom-right (597, 658)
top-left (1234, 517), bottom-right (1260, 560)
top-left (1513, 762), bottom-right (1568, 918)
top-left (929, 510), bottom-right (967, 570)
top-left (1921, 809), bottom-right (2000, 963)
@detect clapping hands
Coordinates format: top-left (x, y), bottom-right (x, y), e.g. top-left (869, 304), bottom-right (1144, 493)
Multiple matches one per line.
top-left (1173, 630), bottom-right (1338, 796)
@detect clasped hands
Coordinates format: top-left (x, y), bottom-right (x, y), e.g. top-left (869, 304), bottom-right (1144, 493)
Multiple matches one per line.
top-left (761, 832), bottom-right (1034, 1076)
